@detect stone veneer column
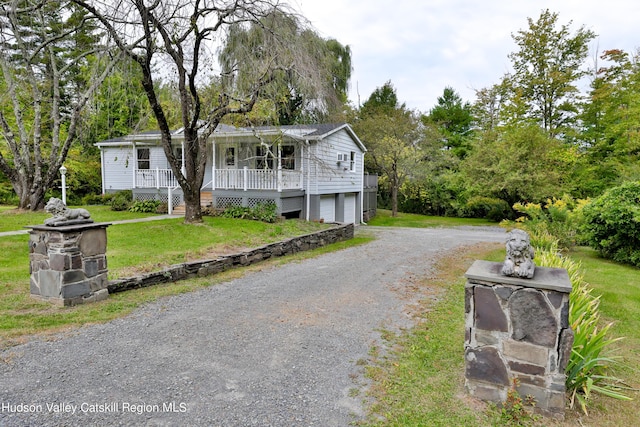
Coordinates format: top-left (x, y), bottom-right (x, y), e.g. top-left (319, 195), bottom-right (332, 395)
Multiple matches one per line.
top-left (464, 260), bottom-right (573, 418)
top-left (28, 222), bottom-right (111, 306)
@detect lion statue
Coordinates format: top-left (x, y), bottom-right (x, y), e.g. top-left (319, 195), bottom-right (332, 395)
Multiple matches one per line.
top-left (44, 197), bottom-right (92, 226)
top-left (501, 229), bottom-right (535, 279)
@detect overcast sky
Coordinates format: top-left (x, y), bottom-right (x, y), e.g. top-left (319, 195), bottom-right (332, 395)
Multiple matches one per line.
top-left (292, 0), bottom-right (638, 113)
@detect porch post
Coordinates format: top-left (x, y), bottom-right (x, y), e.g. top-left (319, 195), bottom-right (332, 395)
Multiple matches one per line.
top-left (155, 167), bottom-right (160, 189)
top-left (211, 139), bottom-right (216, 190)
top-left (299, 143), bottom-right (304, 189)
top-left (277, 144), bottom-right (282, 193)
top-left (181, 140), bottom-right (186, 176)
top-left (305, 140), bottom-right (310, 221)
top-left (243, 166), bottom-right (248, 191)
top-left (132, 141), bottom-right (137, 189)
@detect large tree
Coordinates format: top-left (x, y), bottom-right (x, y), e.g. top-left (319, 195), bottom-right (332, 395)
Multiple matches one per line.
top-left (0, 1), bottom-right (117, 210)
top-left (503, 9), bottom-right (596, 138)
top-left (354, 81), bottom-right (422, 216)
top-left (73, 0), bottom-right (331, 222)
top-left (218, 12), bottom-right (351, 125)
top-left (424, 86), bottom-right (474, 158)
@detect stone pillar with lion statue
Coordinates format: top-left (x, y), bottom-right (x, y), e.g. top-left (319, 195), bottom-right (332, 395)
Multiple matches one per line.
top-left (27, 198), bottom-right (111, 306)
top-left (463, 229), bottom-right (573, 419)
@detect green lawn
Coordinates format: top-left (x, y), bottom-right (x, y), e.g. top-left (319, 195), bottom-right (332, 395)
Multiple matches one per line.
top-left (368, 209), bottom-right (496, 228)
top-left (0, 204), bottom-right (158, 232)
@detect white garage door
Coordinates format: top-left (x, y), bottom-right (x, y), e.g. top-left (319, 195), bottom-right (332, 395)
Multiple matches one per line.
top-left (319, 195), bottom-right (335, 222)
top-left (344, 194), bottom-right (356, 224)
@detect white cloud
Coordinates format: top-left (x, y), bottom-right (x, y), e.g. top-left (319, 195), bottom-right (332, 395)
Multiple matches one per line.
top-left (293, 0), bottom-right (639, 112)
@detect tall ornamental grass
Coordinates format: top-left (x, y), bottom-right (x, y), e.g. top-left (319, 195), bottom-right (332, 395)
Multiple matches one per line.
top-left (535, 242), bottom-right (632, 414)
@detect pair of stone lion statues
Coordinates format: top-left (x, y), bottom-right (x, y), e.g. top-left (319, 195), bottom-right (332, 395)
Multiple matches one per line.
top-left (44, 197), bottom-right (92, 226)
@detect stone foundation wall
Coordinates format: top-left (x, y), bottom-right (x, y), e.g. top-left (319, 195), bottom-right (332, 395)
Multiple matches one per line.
top-left (108, 223), bottom-right (354, 293)
top-left (28, 223), bottom-right (111, 306)
top-left (464, 260), bottom-right (573, 418)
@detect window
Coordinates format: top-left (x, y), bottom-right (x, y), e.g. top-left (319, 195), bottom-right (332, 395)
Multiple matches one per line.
top-left (256, 145), bottom-right (273, 169)
top-left (137, 148), bottom-right (150, 170)
top-left (225, 147), bottom-right (235, 166)
top-left (282, 145), bottom-right (295, 170)
top-left (349, 151), bottom-right (356, 172)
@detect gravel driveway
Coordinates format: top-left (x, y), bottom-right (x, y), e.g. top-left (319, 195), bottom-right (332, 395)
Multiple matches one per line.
top-left (1, 226), bottom-right (505, 427)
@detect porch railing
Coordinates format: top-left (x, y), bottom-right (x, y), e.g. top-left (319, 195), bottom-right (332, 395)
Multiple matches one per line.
top-left (215, 168), bottom-right (302, 191)
top-left (135, 168), bottom-right (178, 189)
top-left (134, 167), bottom-right (303, 191)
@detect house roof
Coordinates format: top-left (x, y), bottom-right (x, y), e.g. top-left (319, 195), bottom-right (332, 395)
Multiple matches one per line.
top-left (95, 123), bottom-right (366, 152)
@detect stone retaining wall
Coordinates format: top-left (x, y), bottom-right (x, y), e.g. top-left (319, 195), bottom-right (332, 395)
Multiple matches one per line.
top-left (108, 223), bottom-right (354, 294)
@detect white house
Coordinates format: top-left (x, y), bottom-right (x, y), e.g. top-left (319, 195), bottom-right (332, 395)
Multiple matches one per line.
top-left (96, 123), bottom-right (368, 223)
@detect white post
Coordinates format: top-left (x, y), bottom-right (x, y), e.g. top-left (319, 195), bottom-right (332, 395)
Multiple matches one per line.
top-left (156, 167), bottom-right (160, 189)
top-left (168, 187), bottom-right (173, 215)
top-left (59, 165), bottom-right (67, 205)
top-left (277, 145), bottom-right (282, 193)
top-left (211, 139), bottom-right (216, 190)
top-left (243, 166), bottom-right (248, 192)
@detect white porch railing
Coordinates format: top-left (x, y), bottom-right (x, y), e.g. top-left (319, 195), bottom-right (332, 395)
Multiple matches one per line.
top-left (215, 168), bottom-right (302, 191)
top-left (135, 168), bottom-right (178, 189)
top-left (135, 167), bottom-right (302, 191)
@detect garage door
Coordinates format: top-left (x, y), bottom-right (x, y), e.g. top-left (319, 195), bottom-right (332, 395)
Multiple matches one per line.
top-left (319, 195), bottom-right (335, 222)
top-left (344, 194), bottom-right (356, 224)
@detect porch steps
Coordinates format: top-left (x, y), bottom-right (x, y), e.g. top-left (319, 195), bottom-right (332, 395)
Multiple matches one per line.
top-left (171, 192), bottom-right (213, 215)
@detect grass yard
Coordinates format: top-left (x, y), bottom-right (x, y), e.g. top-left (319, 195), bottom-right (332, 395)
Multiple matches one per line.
top-left (367, 209), bottom-right (496, 228)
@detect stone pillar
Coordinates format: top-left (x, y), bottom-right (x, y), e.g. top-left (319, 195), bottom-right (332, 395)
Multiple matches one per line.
top-left (27, 223), bottom-right (111, 306)
top-left (464, 260), bottom-right (573, 418)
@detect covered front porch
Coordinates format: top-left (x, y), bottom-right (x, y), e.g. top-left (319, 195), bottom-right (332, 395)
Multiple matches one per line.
top-left (133, 167), bottom-right (303, 192)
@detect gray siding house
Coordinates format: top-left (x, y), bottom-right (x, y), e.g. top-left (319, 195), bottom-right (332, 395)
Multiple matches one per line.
top-left (96, 123), bottom-right (368, 224)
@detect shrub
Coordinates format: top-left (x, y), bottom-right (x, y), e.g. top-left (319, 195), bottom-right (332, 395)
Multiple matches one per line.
top-left (582, 181), bottom-right (640, 267)
top-left (221, 202), bottom-right (278, 223)
top-left (464, 196), bottom-right (512, 221)
top-left (503, 195), bottom-right (587, 250)
top-left (110, 190), bottom-right (132, 211)
top-left (82, 193), bottom-right (113, 205)
top-left (129, 199), bottom-right (161, 213)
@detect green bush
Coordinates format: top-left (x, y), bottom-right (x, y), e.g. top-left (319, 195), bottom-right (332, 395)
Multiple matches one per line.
top-left (82, 193), bottom-right (114, 205)
top-left (221, 202), bottom-right (278, 223)
top-left (582, 182), bottom-right (640, 267)
top-left (110, 190), bottom-right (132, 211)
top-left (464, 196), bottom-right (512, 221)
top-left (503, 195), bottom-right (587, 250)
top-left (129, 199), bottom-right (160, 213)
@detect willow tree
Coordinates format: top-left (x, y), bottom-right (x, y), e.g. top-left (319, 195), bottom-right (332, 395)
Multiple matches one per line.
top-left (218, 11), bottom-right (351, 125)
top-left (73, 0), bottom-right (329, 222)
top-left (0, 1), bottom-right (117, 210)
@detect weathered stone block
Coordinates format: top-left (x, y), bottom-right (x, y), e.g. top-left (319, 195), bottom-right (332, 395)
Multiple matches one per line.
top-left (509, 289), bottom-right (558, 347)
top-left (474, 286), bottom-right (508, 332)
top-left (558, 328), bottom-right (574, 371)
top-left (84, 259), bottom-right (99, 277)
top-left (61, 281), bottom-right (91, 298)
top-left (474, 329), bottom-right (500, 346)
top-left (49, 253), bottom-right (69, 271)
top-left (39, 270), bottom-right (62, 297)
top-left (465, 347), bottom-right (509, 386)
top-left (508, 360), bottom-right (545, 376)
top-left (63, 269), bottom-right (86, 284)
top-left (78, 228), bottom-right (107, 256)
top-left (503, 340), bottom-right (549, 366)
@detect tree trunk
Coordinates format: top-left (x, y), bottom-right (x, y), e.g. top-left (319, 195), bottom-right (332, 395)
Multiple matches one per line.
top-left (183, 190), bottom-right (203, 224)
top-left (391, 174), bottom-right (399, 217)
